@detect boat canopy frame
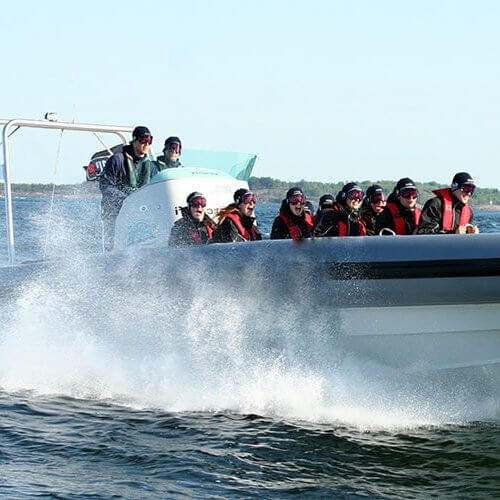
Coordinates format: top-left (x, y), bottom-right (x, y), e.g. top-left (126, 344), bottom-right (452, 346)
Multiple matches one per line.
top-left (0, 118), bottom-right (133, 265)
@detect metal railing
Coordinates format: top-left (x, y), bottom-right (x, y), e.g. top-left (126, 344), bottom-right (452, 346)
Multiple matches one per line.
top-left (1, 117), bottom-right (133, 265)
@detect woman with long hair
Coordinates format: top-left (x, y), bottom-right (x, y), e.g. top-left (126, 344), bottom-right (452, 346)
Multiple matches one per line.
top-left (212, 188), bottom-right (262, 243)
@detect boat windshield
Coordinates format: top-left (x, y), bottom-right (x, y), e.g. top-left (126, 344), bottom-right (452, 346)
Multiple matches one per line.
top-left (155, 149), bottom-right (256, 181)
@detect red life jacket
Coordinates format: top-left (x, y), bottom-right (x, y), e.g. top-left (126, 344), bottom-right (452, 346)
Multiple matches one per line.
top-left (386, 202), bottom-right (421, 235)
top-left (337, 218), bottom-right (367, 236)
top-left (225, 212), bottom-right (259, 241)
top-left (433, 188), bottom-right (471, 231)
top-left (190, 224), bottom-right (213, 245)
top-left (278, 212), bottom-right (314, 240)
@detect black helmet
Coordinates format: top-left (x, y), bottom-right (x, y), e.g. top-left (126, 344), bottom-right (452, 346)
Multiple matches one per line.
top-left (319, 194), bottom-right (334, 208)
top-left (451, 172), bottom-right (474, 191)
top-left (394, 178), bottom-right (417, 195)
top-left (366, 184), bottom-right (386, 201)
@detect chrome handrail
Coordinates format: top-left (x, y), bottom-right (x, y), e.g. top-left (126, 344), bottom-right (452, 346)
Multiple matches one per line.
top-left (1, 118), bottom-right (133, 265)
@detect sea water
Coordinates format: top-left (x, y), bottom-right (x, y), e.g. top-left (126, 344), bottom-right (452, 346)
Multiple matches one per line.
top-left (0, 198), bottom-right (499, 498)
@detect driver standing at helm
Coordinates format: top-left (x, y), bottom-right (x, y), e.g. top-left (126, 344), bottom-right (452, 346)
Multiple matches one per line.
top-left (417, 172), bottom-right (479, 234)
top-left (99, 126), bottom-right (152, 250)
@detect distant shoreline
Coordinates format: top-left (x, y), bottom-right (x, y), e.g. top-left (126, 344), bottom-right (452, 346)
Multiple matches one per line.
top-left (2, 192), bottom-right (500, 211)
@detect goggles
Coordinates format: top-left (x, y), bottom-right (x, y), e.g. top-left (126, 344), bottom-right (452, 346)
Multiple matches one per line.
top-left (400, 188), bottom-right (418, 199)
top-left (288, 194), bottom-right (305, 205)
top-left (189, 197), bottom-right (206, 208)
top-left (166, 142), bottom-right (181, 153)
top-left (240, 193), bottom-right (256, 204)
top-left (371, 194), bottom-right (386, 204)
top-left (137, 135), bottom-right (153, 145)
top-left (346, 189), bottom-right (364, 201)
top-left (460, 184), bottom-right (475, 196)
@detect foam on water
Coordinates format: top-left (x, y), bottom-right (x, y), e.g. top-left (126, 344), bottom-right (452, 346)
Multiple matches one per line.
top-left (0, 209), bottom-right (499, 430)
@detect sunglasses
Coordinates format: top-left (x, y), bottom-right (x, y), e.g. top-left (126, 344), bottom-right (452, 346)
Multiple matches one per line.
top-left (346, 190), bottom-right (364, 201)
top-left (137, 135), bottom-right (153, 145)
top-left (461, 184), bottom-right (475, 196)
top-left (167, 143), bottom-right (180, 153)
top-left (241, 193), bottom-right (256, 204)
top-left (400, 188), bottom-right (418, 199)
top-left (288, 195), bottom-right (305, 205)
top-left (190, 197), bottom-right (206, 208)
top-left (371, 195), bottom-right (386, 204)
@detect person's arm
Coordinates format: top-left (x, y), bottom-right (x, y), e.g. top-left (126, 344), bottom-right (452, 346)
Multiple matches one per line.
top-left (99, 154), bottom-right (129, 201)
top-left (313, 210), bottom-right (336, 237)
top-left (169, 220), bottom-right (187, 247)
top-left (417, 198), bottom-right (444, 234)
top-left (374, 208), bottom-right (395, 235)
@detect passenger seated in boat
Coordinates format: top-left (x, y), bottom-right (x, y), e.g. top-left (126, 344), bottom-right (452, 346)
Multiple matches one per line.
top-left (211, 188), bottom-right (262, 243)
top-left (361, 185), bottom-right (387, 236)
top-left (169, 192), bottom-right (216, 247)
top-left (314, 194), bottom-right (335, 223)
top-left (418, 172), bottom-right (479, 235)
top-left (152, 136), bottom-right (182, 175)
top-left (375, 178), bottom-right (421, 235)
top-left (99, 126), bottom-right (153, 250)
top-left (304, 200), bottom-right (315, 218)
top-left (270, 187), bottom-right (314, 240)
top-left (313, 183), bottom-right (366, 237)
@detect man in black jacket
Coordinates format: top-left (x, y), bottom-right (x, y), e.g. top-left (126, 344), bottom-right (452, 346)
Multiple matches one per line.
top-left (417, 172), bottom-right (479, 234)
top-left (99, 126), bottom-right (153, 250)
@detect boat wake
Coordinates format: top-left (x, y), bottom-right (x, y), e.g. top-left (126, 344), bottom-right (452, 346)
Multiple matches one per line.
top-left (0, 244), bottom-right (499, 431)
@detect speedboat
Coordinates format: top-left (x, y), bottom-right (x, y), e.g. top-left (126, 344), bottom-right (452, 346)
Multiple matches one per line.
top-left (1, 116), bottom-right (500, 382)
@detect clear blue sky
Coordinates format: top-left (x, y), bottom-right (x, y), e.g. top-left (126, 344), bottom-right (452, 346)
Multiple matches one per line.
top-left (1, 0), bottom-right (499, 188)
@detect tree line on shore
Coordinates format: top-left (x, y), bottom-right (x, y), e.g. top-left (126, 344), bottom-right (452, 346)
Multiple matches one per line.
top-left (248, 177), bottom-right (500, 206)
top-left (2, 178), bottom-right (500, 206)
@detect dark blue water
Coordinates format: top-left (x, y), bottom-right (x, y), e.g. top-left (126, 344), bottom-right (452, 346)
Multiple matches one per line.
top-left (0, 197), bottom-right (499, 498)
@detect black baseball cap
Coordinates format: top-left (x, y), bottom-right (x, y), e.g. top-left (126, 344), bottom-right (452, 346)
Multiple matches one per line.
top-left (132, 126), bottom-right (152, 140)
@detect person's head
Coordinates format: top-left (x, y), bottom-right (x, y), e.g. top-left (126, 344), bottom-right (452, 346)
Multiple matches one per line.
top-left (286, 187), bottom-right (306, 217)
top-left (366, 184), bottom-right (387, 214)
top-left (164, 136), bottom-right (182, 162)
top-left (339, 182), bottom-right (364, 211)
top-left (451, 172), bottom-right (475, 205)
top-left (132, 126), bottom-right (152, 157)
top-left (319, 194), bottom-right (335, 211)
top-left (186, 191), bottom-right (206, 222)
top-left (395, 178), bottom-right (418, 209)
top-left (304, 200), bottom-right (314, 215)
top-left (234, 188), bottom-right (256, 217)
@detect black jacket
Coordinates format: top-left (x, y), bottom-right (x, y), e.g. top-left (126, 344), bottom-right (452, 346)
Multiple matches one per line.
top-left (151, 156), bottom-right (182, 177)
top-left (417, 196), bottom-right (473, 234)
top-left (270, 201), bottom-right (313, 240)
top-left (313, 202), bottom-right (365, 237)
top-left (212, 210), bottom-right (262, 243)
top-left (375, 195), bottom-right (420, 235)
top-left (99, 144), bottom-right (150, 217)
top-left (169, 208), bottom-right (215, 247)
top-left (360, 204), bottom-right (379, 236)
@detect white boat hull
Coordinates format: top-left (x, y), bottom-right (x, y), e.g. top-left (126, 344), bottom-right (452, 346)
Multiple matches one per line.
top-left (1, 234), bottom-right (500, 377)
